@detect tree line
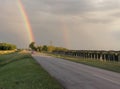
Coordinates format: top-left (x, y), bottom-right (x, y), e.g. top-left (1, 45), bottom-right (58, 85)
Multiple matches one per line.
top-left (29, 42), bottom-right (68, 52)
top-left (0, 43), bottom-right (16, 50)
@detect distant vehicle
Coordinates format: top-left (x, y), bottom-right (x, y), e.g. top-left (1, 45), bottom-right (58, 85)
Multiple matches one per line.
top-left (31, 51), bottom-right (34, 54)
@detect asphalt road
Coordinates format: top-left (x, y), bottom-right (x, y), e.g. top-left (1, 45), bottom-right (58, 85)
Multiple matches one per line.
top-left (33, 53), bottom-right (120, 89)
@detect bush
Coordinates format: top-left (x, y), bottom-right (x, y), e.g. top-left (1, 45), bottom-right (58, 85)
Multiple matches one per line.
top-left (0, 43), bottom-right (16, 50)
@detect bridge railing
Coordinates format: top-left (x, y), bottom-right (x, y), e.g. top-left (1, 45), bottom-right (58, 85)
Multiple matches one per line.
top-left (53, 50), bottom-right (120, 62)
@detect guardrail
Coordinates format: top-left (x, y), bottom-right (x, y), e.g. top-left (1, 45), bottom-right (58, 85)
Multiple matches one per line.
top-left (53, 50), bottom-right (120, 62)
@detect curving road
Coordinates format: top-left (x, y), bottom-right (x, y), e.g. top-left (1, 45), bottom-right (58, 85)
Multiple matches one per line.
top-left (33, 53), bottom-right (120, 89)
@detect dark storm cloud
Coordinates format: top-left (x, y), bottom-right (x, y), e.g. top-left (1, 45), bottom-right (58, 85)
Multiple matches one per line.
top-left (23, 0), bottom-right (120, 15)
top-left (23, 0), bottom-right (120, 24)
top-left (22, 0), bottom-right (95, 15)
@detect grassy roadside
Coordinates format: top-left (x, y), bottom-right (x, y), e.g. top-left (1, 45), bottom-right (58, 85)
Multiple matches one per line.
top-left (0, 52), bottom-right (63, 89)
top-left (48, 53), bottom-right (120, 73)
top-left (0, 50), bottom-right (15, 55)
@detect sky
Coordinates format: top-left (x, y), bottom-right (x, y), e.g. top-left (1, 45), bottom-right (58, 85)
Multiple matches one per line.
top-left (0, 0), bottom-right (120, 50)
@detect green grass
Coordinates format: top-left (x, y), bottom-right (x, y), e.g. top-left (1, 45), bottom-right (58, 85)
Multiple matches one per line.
top-left (48, 53), bottom-right (120, 73)
top-left (0, 52), bottom-right (63, 89)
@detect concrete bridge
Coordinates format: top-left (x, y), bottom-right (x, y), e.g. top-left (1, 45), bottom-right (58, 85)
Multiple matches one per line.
top-left (53, 50), bottom-right (120, 62)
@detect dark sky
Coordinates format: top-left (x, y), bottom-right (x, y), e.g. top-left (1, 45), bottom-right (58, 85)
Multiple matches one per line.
top-left (0, 0), bottom-right (120, 50)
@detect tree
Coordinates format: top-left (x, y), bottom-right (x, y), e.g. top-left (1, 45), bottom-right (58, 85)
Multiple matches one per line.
top-left (37, 46), bottom-right (42, 52)
top-left (47, 46), bottom-right (55, 52)
top-left (29, 42), bottom-right (36, 50)
top-left (0, 43), bottom-right (16, 50)
top-left (42, 45), bottom-right (48, 51)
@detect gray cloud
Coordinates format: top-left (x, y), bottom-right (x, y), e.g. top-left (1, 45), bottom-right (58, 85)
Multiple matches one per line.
top-left (0, 0), bottom-right (120, 50)
top-left (111, 11), bottom-right (120, 17)
top-left (23, 0), bottom-right (120, 15)
top-left (81, 16), bottom-right (113, 24)
top-left (24, 0), bottom-right (120, 24)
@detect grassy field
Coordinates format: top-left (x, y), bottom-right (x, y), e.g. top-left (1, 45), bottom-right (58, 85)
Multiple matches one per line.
top-left (0, 50), bottom-right (15, 55)
top-left (48, 53), bottom-right (120, 73)
top-left (0, 52), bottom-right (63, 89)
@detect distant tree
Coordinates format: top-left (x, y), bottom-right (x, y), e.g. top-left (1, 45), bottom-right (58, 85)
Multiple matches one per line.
top-left (47, 46), bottom-right (55, 52)
top-left (52, 47), bottom-right (68, 53)
top-left (42, 45), bottom-right (48, 51)
top-left (29, 42), bottom-right (36, 50)
top-left (37, 46), bottom-right (42, 52)
top-left (0, 43), bottom-right (16, 50)
top-left (34, 43), bottom-right (68, 53)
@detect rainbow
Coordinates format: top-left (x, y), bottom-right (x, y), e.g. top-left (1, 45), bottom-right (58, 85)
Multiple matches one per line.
top-left (60, 18), bottom-right (70, 48)
top-left (17, 0), bottom-right (70, 48)
top-left (18, 0), bottom-right (35, 43)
